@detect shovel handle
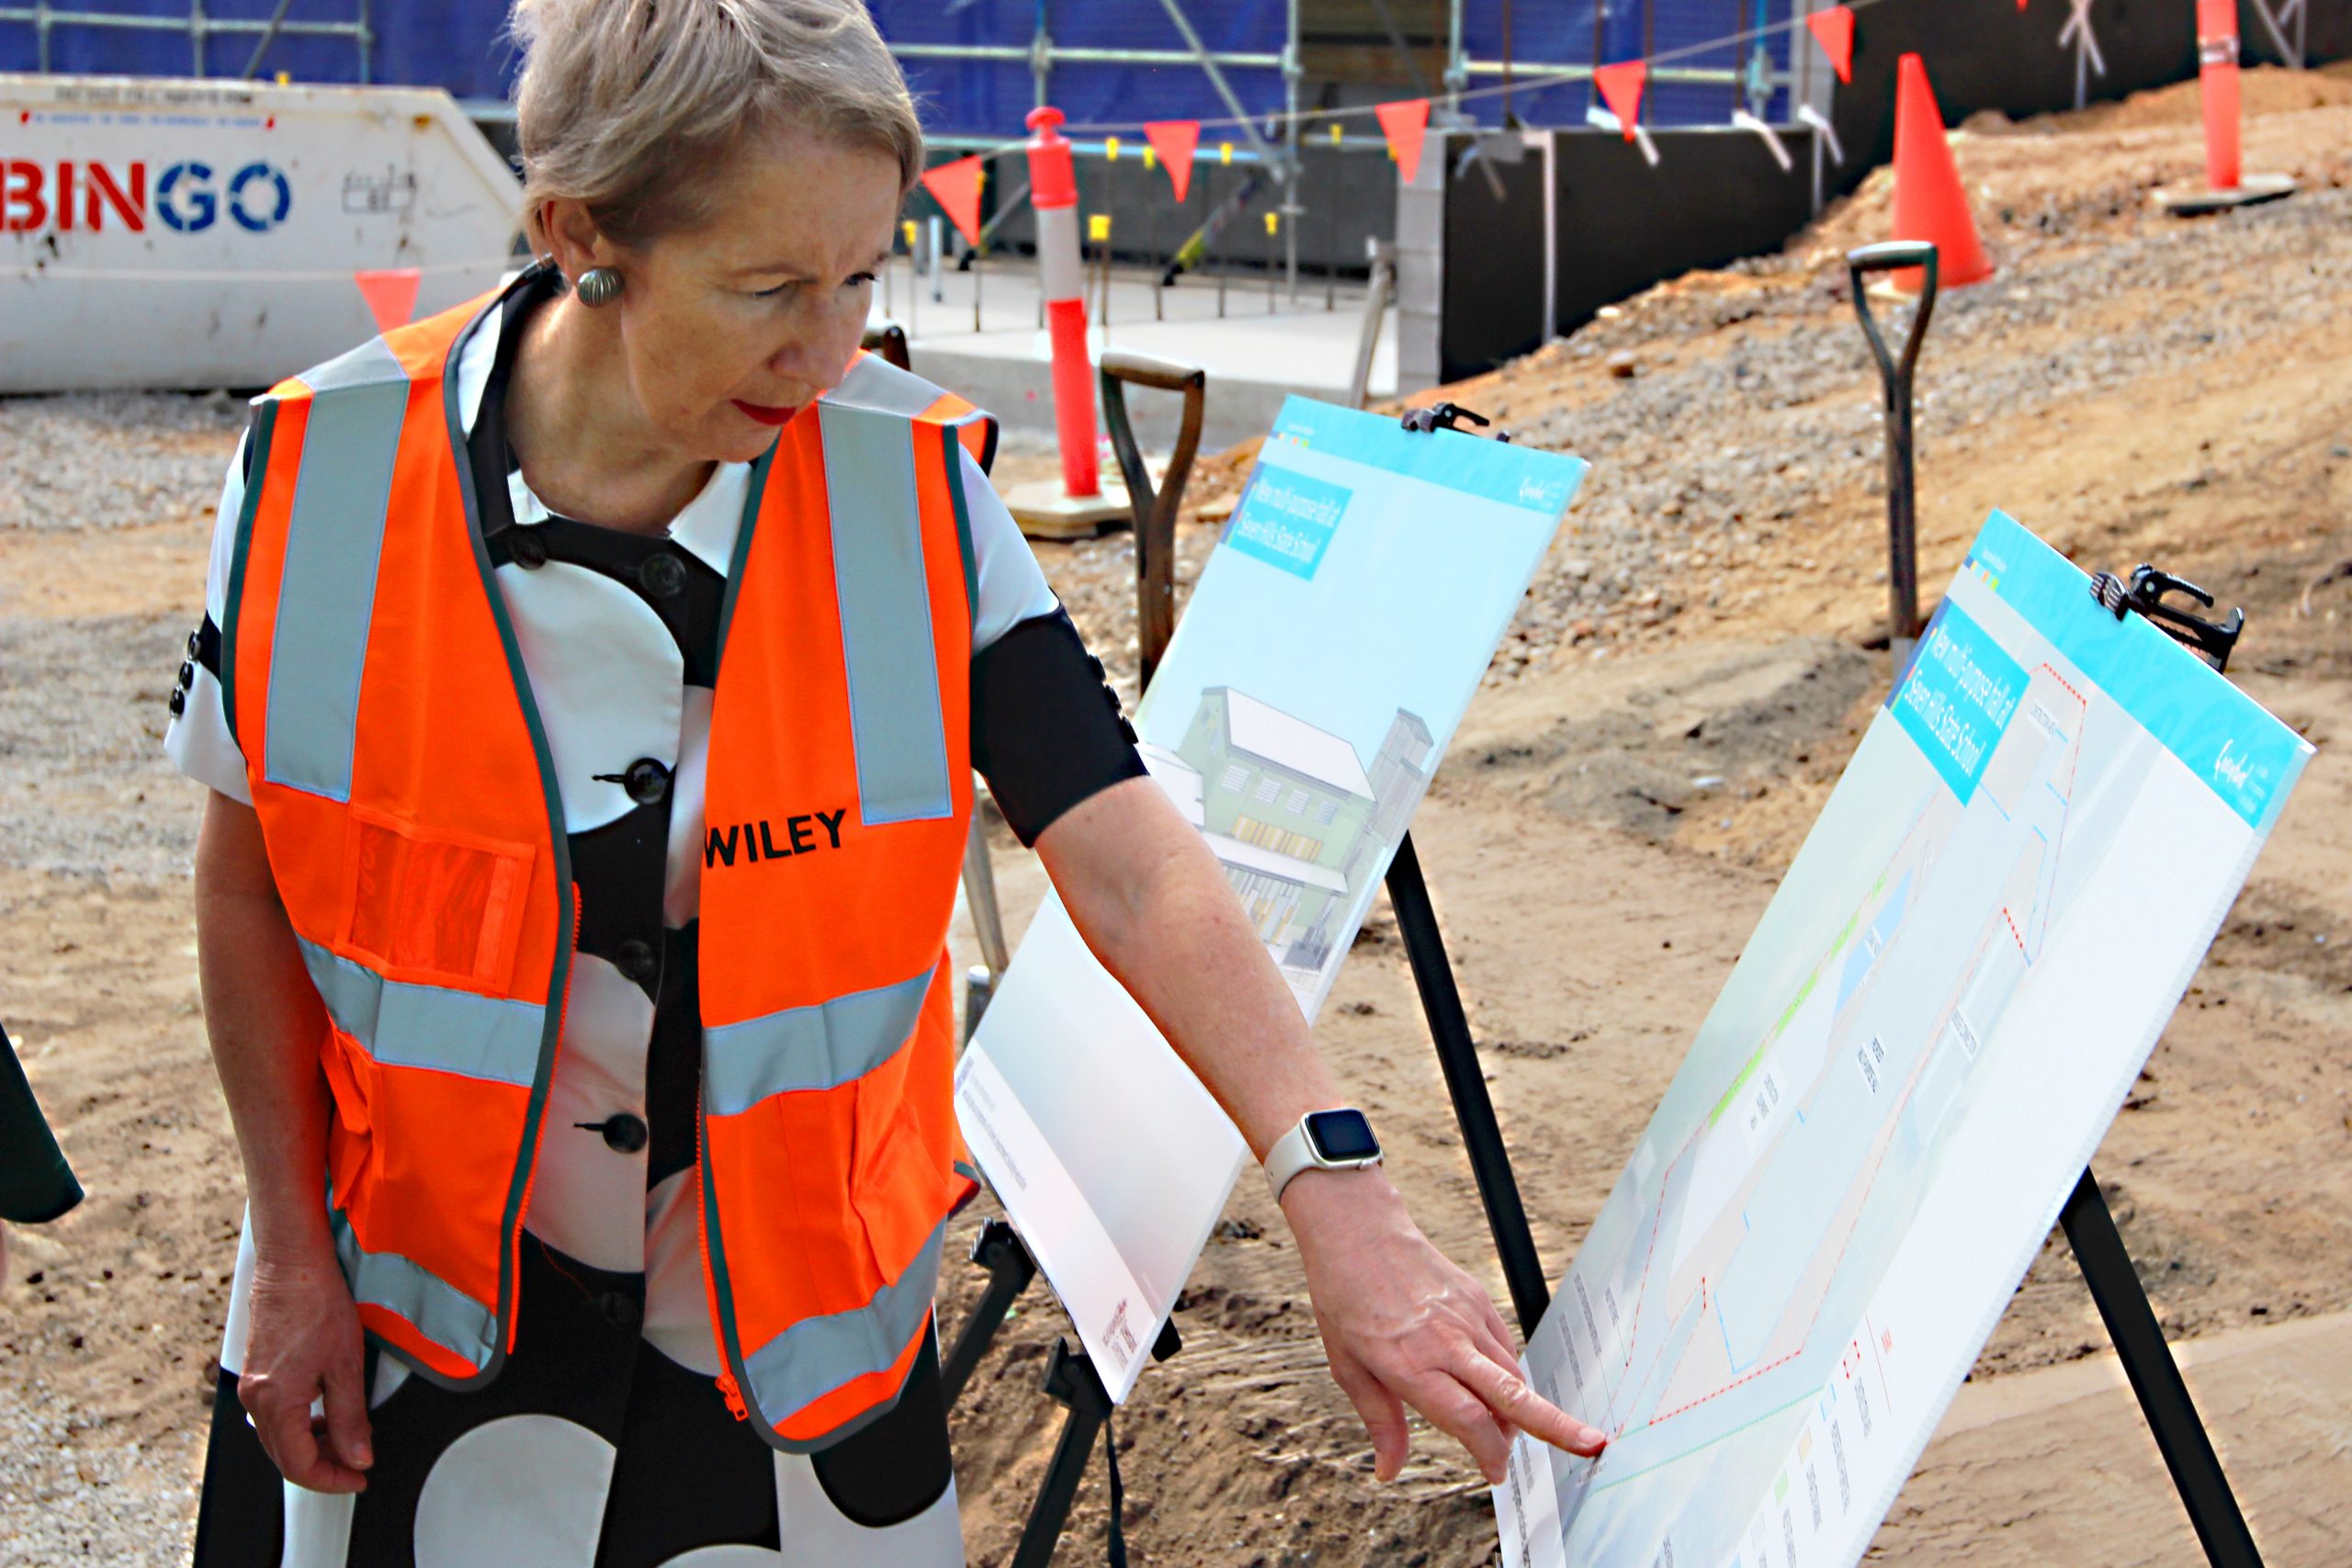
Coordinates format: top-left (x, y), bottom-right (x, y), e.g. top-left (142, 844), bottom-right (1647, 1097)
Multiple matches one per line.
top-left (1846, 241), bottom-right (1940, 392)
top-left (1847, 242), bottom-right (1939, 657)
top-left (1100, 352), bottom-right (1209, 692)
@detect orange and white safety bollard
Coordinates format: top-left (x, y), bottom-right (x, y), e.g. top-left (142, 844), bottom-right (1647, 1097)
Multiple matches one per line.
top-left (1027, 106), bottom-right (1099, 501)
top-left (1004, 107), bottom-right (1130, 537)
top-left (2161, 0), bottom-right (2295, 213)
top-left (2197, 0), bottom-right (2242, 191)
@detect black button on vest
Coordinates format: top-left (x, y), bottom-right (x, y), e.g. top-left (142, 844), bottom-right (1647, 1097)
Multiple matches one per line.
top-left (639, 552), bottom-right (686, 599)
top-left (616, 938), bottom-right (658, 985)
top-left (623, 757), bottom-right (671, 806)
top-left (573, 1112), bottom-right (650, 1153)
top-left (510, 528), bottom-right (549, 569)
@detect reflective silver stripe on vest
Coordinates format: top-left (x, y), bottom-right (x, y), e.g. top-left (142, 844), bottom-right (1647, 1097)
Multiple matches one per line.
top-left (820, 401), bottom-right (954, 825)
top-left (330, 1201), bottom-right (498, 1371)
top-left (740, 1217), bottom-right (945, 1423)
top-left (300, 939), bottom-right (546, 1089)
top-left (831, 353), bottom-right (950, 421)
top-left (703, 966), bottom-right (932, 1117)
top-left (262, 335), bottom-right (413, 802)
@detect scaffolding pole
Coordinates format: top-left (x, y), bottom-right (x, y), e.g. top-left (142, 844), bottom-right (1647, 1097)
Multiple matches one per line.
top-left (1283, 0), bottom-right (1301, 301)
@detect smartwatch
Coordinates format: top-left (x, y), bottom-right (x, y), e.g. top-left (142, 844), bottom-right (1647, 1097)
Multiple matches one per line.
top-left (1264, 1109), bottom-right (1384, 1203)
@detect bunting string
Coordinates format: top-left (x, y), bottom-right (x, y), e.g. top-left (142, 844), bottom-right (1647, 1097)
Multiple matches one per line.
top-left (907, 0), bottom-right (1960, 209)
top-left (1041, 0), bottom-right (1894, 140)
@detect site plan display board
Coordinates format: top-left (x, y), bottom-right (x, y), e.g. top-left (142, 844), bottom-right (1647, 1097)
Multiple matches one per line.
top-left (957, 399), bottom-right (1588, 1398)
top-left (1494, 512), bottom-right (2312, 1568)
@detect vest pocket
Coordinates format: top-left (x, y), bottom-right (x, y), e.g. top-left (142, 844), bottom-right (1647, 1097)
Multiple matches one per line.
top-left (845, 984), bottom-right (959, 1280)
top-left (338, 806), bottom-right (534, 993)
top-left (318, 1021), bottom-right (376, 1201)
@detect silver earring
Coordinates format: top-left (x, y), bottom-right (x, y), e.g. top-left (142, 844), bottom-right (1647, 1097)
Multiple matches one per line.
top-left (576, 266), bottom-right (625, 307)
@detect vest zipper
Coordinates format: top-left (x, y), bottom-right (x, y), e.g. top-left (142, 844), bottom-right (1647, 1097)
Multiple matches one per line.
top-left (696, 1099), bottom-right (751, 1423)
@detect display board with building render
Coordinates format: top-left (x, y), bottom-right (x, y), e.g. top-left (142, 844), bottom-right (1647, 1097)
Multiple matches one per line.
top-left (956, 399), bottom-right (1588, 1398)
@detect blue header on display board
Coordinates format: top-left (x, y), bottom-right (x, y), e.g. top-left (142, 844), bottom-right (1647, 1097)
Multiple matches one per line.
top-left (1917, 511), bottom-right (2311, 832)
top-left (1225, 466), bottom-right (1351, 581)
top-left (1257, 397), bottom-right (1589, 517)
top-left (1891, 602), bottom-right (2026, 807)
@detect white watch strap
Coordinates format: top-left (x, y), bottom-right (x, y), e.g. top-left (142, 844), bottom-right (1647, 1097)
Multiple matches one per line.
top-left (1264, 1121), bottom-right (1319, 1205)
top-left (1263, 1113), bottom-right (1382, 1204)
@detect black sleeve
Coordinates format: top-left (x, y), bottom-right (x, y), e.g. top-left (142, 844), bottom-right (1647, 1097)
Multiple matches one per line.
top-left (0, 1022), bottom-right (82, 1225)
top-left (971, 608), bottom-right (1148, 846)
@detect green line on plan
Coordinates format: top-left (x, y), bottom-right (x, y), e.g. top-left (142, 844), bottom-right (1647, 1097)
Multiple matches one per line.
top-left (1708, 969), bottom-right (1816, 1126)
top-left (1704, 875), bottom-right (1887, 1129)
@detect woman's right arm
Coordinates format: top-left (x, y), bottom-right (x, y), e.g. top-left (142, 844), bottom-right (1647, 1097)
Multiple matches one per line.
top-left (196, 789), bottom-right (373, 1493)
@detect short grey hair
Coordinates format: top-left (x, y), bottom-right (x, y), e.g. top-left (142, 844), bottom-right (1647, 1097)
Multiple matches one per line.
top-left (512, 0), bottom-right (925, 249)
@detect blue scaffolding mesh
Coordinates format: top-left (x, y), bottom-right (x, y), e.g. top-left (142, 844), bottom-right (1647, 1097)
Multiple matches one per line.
top-left (0, 0), bottom-right (519, 96)
top-left (0, 0), bottom-right (1792, 133)
top-left (1455, 0), bottom-right (1793, 128)
top-left (870, 0), bottom-right (1287, 137)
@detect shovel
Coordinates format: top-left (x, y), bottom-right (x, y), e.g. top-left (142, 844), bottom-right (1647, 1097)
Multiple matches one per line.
top-left (1846, 240), bottom-right (1940, 668)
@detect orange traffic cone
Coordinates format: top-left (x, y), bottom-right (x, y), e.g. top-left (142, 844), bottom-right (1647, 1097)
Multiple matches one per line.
top-left (1888, 53), bottom-right (1992, 292)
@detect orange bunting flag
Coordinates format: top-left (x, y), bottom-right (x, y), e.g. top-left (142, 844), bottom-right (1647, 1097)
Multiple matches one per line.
top-left (1594, 61), bottom-right (1647, 141)
top-left (1805, 5), bottom-right (1855, 85)
top-left (1374, 97), bottom-right (1430, 185)
top-left (353, 267), bottom-right (421, 334)
top-left (1142, 119), bottom-right (1201, 203)
top-left (920, 155), bottom-right (986, 246)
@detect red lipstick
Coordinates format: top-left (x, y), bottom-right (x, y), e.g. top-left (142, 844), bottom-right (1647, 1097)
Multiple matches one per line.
top-left (732, 400), bottom-right (799, 426)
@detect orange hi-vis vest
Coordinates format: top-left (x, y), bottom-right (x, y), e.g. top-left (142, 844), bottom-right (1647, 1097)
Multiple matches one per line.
top-left (218, 281), bottom-right (991, 1451)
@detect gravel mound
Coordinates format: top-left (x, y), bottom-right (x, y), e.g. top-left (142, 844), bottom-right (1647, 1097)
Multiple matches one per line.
top-left (0, 392), bottom-right (245, 533)
top-left (0, 614), bottom-right (199, 882)
top-left (1486, 186), bottom-right (2352, 656)
top-left (0, 1381), bottom-right (200, 1566)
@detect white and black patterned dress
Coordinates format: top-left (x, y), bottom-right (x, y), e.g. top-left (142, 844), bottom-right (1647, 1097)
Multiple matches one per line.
top-left (165, 267), bottom-right (1145, 1566)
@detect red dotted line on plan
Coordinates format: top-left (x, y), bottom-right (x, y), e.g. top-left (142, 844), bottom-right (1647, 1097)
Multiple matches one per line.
top-left (1645, 1349), bottom-right (1804, 1427)
top-left (1634, 1074), bottom-right (1916, 1436)
top-left (1617, 1151), bottom-right (1681, 1378)
top-left (2000, 908), bottom-right (2029, 956)
top-left (2037, 662), bottom-right (2088, 709)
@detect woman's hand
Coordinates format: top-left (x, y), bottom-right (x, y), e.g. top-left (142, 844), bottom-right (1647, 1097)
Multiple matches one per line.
top-left (1037, 783), bottom-right (1602, 1479)
top-left (198, 789), bottom-right (368, 1491)
top-left (237, 1247), bottom-right (373, 1494)
top-left (1282, 1166), bottom-right (1606, 1485)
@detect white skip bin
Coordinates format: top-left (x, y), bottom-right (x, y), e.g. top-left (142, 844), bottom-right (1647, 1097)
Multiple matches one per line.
top-left (2, 74), bottom-right (522, 392)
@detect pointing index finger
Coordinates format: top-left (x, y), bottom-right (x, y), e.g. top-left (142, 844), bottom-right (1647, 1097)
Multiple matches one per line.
top-left (1453, 1345), bottom-right (1608, 1458)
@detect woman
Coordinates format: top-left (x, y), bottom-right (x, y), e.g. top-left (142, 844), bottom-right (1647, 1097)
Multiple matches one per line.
top-left (164, 1), bottom-right (1602, 1560)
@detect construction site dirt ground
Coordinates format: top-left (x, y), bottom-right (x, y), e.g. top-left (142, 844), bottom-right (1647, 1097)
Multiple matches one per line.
top-left (4, 63), bottom-right (2350, 1567)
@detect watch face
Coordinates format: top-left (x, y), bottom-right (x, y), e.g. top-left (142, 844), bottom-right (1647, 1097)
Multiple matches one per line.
top-left (1306, 1109), bottom-right (1380, 1162)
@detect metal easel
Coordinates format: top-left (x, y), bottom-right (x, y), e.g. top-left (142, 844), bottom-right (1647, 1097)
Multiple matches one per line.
top-left (2064, 563), bottom-right (2257, 1568)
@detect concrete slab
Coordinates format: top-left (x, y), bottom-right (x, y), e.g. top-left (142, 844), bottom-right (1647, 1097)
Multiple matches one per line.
top-left (1877, 1312), bottom-right (2352, 1563)
top-left (2155, 173), bottom-right (2300, 217)
top-left (874, 254), bottom-right (1397, 451)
